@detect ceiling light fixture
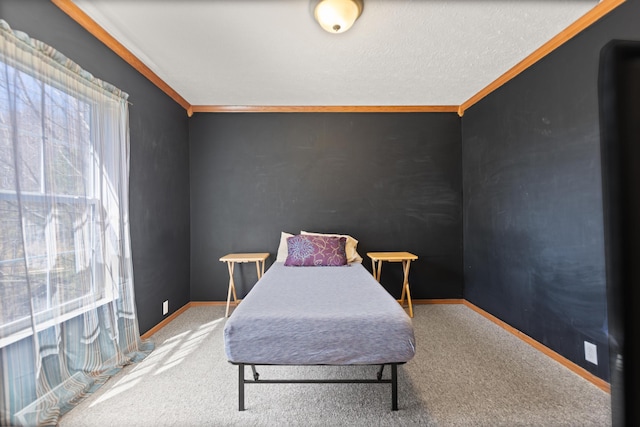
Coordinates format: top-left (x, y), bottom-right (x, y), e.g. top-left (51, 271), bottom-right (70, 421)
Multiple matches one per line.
top-left (314, 0), bottom-right (363, 34)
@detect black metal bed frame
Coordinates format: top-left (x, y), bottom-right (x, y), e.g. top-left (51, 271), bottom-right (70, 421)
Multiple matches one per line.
top-left (235, 363), bottom-right (400, 411)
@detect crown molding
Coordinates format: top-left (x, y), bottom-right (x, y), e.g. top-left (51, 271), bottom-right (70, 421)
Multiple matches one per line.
top-left (458, 0), bottom-right (626, 116)
top-left (190, 105), bottom-right (459, 114)
top-left (53, 0), bottom-right (625, 117)
top-left (51, 0), bottom-right (192, 114)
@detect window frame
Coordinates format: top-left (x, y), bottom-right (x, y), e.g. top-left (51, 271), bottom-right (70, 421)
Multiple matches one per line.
top-left (0, 56), bottom-right (118, 349)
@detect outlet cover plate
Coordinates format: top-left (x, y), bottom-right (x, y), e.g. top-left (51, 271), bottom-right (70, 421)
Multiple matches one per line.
top-left (163, 300), bottom-right (169, 315)
top-left (584, 341), bottom-right (598, 365)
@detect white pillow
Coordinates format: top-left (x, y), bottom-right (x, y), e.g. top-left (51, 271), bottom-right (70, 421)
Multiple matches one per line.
top-left (300, 231), bottom-right (363, 263)
top-left (276, 232), bottom-right (294, 262)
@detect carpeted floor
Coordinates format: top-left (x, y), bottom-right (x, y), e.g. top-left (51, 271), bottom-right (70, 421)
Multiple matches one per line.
top-left (59, 304), bottom-right (611, 426)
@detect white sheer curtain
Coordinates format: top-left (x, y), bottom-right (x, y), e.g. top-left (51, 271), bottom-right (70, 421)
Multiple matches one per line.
top-left (0, 20), bottom-right (152, 426)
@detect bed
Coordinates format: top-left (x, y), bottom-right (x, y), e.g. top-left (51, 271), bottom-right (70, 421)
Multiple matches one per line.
top-left (223, 232), bottom-right (416, 411)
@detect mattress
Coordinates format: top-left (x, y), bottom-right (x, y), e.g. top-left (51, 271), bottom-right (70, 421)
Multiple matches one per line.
top-left (223, 262), bottom-right (416, 365)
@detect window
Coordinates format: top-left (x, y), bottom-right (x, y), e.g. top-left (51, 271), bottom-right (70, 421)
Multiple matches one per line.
top-left (1, 19), bottom-right (149, 427)
top-left (0, 60), bottom-right (117, 347)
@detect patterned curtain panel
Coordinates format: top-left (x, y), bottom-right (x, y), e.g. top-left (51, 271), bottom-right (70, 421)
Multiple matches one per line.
top-left (0, 20), bottom-right (153, 426)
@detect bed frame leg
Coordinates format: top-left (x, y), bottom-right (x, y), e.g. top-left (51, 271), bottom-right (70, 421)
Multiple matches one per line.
top-left (391, 364), bottom-right (398, 411)
top-left (237, 362), bottom-right (399, 412)
top-left (239, 364), bottom-right (245, 411)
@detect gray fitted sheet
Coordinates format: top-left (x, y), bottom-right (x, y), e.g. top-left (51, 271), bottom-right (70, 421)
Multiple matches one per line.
top-left (223, 262), bottom-right (416, 365)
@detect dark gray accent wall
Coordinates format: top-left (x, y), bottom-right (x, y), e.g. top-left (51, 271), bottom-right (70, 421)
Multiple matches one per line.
top-left (3, 0), bottom-right (191, 334)
top-left (462, 0), bottom-right (640, 382)
top-left (189, 113), bottom-right (462, 301)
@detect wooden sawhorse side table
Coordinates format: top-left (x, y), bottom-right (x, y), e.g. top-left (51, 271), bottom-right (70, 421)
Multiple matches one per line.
top-left (219, 253), bottom-right (269, 317)
top-left (367, 252), bottom-right (418, 318)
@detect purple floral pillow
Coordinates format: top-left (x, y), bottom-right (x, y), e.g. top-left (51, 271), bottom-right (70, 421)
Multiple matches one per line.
top-left (284, 235), bottom-right (348, 266)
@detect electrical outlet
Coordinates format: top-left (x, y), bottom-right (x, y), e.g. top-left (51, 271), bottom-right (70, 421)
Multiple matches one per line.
top-left (584, 341), bottom-right (598, 365)
top-left (163, 300), bottom-right (169, 315)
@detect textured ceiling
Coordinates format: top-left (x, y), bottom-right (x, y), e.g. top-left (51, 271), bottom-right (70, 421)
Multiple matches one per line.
top-left (72, 0), bottom-right (599, 107)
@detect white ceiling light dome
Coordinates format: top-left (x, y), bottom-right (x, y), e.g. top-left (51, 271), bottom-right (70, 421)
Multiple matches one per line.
top-left (314, 0), bottom-right (364, 34)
